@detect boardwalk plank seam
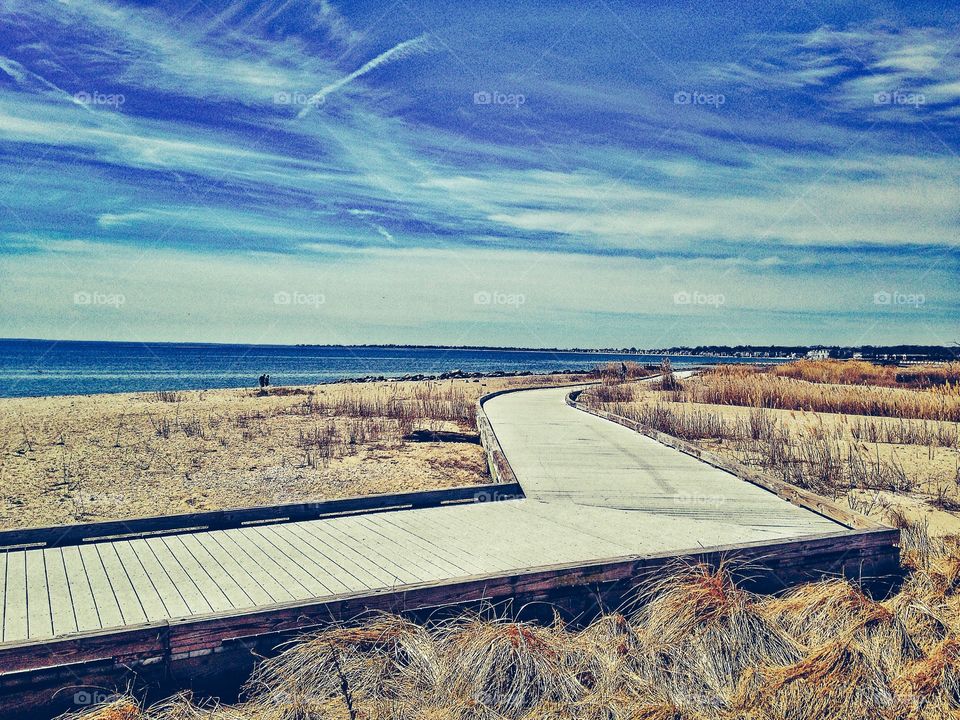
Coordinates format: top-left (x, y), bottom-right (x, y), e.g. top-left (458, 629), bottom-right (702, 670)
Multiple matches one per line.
top-left (192, 533), bottom-right (273, 607)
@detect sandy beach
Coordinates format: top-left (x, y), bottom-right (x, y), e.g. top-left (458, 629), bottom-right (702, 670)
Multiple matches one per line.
top-left (0, 374), bottom-right (584, 529)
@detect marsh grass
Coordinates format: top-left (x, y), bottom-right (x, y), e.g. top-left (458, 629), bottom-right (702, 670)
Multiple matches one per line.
top-left (594, 362), bottom-right (657, 384)
top-left (771, 359), bottom-right (960, 390)
top-left (690, 365), bottom-right (960, 422)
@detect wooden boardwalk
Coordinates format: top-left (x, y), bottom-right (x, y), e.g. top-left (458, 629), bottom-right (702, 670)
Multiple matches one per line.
top-left (0, 383), bottom-right (849, 645)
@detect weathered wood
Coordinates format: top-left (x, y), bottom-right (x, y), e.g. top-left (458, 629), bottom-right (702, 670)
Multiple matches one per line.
top-left (566, 391), bottom-right (885, 531)
top-left (0, 483), bottom-right (524, 552)
top-left (24, 550), bottom-right (51, 640)
top-left (78, 544), bottom-right (124, 631)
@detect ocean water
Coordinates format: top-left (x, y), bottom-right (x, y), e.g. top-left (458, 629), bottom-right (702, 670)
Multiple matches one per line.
top-left (0, 339), bottom-right (770, 398)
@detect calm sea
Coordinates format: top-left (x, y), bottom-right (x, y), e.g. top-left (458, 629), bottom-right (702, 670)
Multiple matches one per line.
top-left (0, 339), bottom-right (773, 398)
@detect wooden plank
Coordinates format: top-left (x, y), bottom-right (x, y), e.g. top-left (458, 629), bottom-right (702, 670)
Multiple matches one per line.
top-left (202, 532), bottom-right (296, 604)
top-left (61, 546), bottom-right (101, 633)
top-left (173, 534), bottom-right (254, 611)
top-left (25, 549), bottom-right (51, 639)
top-left (78, 545), bottom-right (124, 631)
top-left (192, 533), bottom-right (276, 607)
top-left (376, 512), bottom-right (491, 575)
top-left (414, 507), bottom-right (533, 567)
top-left (253, 525), bottom-right (358, 595)
top-left (44, 549), bottom-right (78, 637)
top-left (0, 526), bottom-right (899, 686)
top-left (0, 553), bottom-right (5, 636)
top-left (319, 517), bottom-right (431, 584)
top-left (144, 538), bottom-right (214, 616)
top-left (126, 539), bottom-right (190, 619)
top-left (213, 530), bottom-right (310, 602)
top-left (477, 502), bottom-right (598, 564)
top-left (408, 511), bottom-right (524, 575)
top-left (159, 536), bottom-right (232, 614)
top-left (297, 520), bottom-right (410, 588)
top-left (285, 521), bottom-right (400, 588)
top-left (366, 513), bottom-right (487, 576)
top-left (95, 543), bottom-right (148, 626)
top-left (242, 527), bottom-right (338, 598)
top-left (341, 515), bottom-right (464, 579)
top-left (340, 514), bottom-right (461, 580)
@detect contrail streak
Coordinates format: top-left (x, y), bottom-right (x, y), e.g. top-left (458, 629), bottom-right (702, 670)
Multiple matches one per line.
top-left (0, 56), bottom-right (93, 112)
top-left (298, 34), bottom-right (432, 117)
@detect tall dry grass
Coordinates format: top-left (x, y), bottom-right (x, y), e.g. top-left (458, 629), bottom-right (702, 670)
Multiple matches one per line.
top-left (771, 359), bottom-right (960, 389)
top-left (686, 367), bottom-right (960, 422)
top-left (61, 530), bottom-right (960, 720)
top-left (594, 362), bottom-right (658, 385)
top-left (292, 383), bottom-right (477, 427)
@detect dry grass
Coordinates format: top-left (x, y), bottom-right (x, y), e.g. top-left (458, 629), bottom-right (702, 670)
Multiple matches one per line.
top-left (0, 374), bottom-right (585, 529)
top-left (771, 359), bottom-right (960, 390)
top-left (683, 365), bottom-right (960, 422)
top-left (594, 362), bottom-right (659, 385)
top-left (60, 528), bottom-right (960, 720)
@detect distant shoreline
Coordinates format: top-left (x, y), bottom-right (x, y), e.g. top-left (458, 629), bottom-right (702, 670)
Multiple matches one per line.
top-left (2, 337), bottom-right (953, 361)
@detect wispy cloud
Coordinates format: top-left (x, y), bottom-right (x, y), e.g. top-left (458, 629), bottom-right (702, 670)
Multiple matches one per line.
top-left (711, 23), bottom-right (960, 119)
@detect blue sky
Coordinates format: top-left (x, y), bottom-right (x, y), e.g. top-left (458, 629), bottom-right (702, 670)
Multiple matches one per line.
top-left (0, 0), bottom-right (958, 348)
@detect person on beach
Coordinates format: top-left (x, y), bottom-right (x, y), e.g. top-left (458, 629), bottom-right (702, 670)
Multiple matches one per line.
top-left (258, 374), bottom-right (265, 389)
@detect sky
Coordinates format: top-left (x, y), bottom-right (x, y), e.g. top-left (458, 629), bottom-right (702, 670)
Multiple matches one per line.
top-left (0, 0), bottom-right (958, 349)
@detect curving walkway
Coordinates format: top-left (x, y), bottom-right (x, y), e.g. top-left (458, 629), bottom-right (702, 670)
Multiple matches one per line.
top-left (483, 385), bottom-right (840, 548)
top-left (0, 383), bottom-right (842, 644)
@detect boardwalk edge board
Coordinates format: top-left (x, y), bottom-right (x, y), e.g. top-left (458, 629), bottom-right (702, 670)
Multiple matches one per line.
top-left (0, 482), bottom-right (525, 552)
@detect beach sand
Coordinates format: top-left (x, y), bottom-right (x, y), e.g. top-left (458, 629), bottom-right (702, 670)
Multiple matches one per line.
top-left (0, 374), bottom-right (582, 529)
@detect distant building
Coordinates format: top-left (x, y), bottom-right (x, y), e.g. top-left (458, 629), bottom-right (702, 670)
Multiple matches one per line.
top-left (806, 349), bottom-right (830, 360)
